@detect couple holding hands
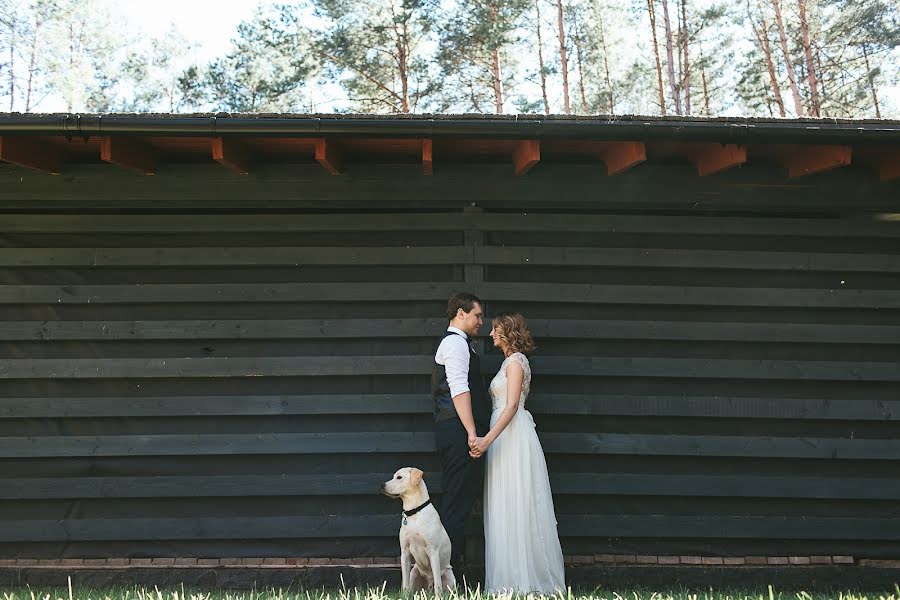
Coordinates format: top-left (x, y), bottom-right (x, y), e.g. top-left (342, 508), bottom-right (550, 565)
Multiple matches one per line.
top-left (432, 292), bottom-right (565, 594)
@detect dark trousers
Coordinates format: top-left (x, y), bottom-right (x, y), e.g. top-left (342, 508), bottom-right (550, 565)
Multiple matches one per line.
top-left (435, 418), bottom-right (485, 565)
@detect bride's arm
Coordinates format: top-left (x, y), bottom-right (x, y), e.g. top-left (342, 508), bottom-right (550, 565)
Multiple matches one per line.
top-left (470, 361), bottom-right (524, 456)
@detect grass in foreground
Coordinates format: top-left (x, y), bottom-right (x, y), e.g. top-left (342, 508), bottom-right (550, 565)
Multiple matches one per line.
top-left (2, 585), bottom-right (900, 600)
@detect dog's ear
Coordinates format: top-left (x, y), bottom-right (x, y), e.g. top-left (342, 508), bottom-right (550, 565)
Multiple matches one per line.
top-left (410, 468), bottom-right (424, 487)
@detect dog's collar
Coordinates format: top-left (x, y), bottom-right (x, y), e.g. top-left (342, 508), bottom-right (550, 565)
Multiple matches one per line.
top-left (402, 499), bottom-right (431, 519)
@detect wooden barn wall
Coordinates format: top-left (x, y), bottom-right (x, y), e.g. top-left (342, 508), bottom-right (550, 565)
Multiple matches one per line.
top-left (0, 162), bottom-right (899, 560)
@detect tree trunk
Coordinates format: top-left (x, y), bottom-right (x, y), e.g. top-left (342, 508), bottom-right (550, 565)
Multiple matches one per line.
top-left (647, 0), bottom-right (667, 115)
top-left (698, 43), bottom-right (711, 115)
top-left (398, 19), bottom-right (410, 113)
top-left (814, 45), bottom-right (826, 113)
top-left (556, 0), bottom-right (571, 114)
top-left (25, 12), bottom-right (43, 112)
top-left (8, 12), bottom-right (15, 111)
top-left (535, 0), bottom-right (550, 115)
top-left (470, 85), bottom-right (482, 113)
top-left (67, 22), bottom-right (75, 112)
top-left (676, 0), bottom-right (683, 106)
top-left (797, 0), bottom-right (819, 116)
top-left (573, 10), bottom-right (588, 113)
top-left (492, 47), bottom-right (503, 113)
top-left (660, 0), bottom-right (681, 114)
top-left (862, 43), bottom-right (880, 119)
top-left (680, 0), bottom-right (690, 114)
top-left (749, 3), bottom-right (786, 117)
top-left (771, 0), bottom-right (804, 116)
top-left (595, 12), bottom-right (614, 113)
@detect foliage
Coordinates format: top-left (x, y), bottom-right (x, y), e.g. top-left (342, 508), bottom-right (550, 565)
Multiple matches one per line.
top-left (0, 0), bottom-right (896, 116)
top-left (203, 5), bottom-right (314, 112)
top-left (310, 0), bottom-right (442, 112)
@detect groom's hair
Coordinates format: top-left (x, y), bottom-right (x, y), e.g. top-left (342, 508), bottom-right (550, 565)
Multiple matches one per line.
top-left (446, 292), bottom-right (482, 321)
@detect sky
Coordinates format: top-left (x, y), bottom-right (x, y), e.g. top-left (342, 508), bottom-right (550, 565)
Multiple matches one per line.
top-left (113, 0), bottom-right (259, 63)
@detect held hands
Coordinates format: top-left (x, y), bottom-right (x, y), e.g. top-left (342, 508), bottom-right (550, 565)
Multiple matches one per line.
top-left (469, 435), bottom-right (490, 459)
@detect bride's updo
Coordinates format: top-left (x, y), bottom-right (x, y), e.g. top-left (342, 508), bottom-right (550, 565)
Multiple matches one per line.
top-left (492, 312), bottom-right (536, 356)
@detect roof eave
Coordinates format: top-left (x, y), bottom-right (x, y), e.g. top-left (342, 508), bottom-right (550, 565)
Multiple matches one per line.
top-left (0, 114), bottom-right (898, 144)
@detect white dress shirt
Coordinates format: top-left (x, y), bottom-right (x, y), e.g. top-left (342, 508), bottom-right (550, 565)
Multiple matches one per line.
top-left (434, 326), bottom-right (471, 398)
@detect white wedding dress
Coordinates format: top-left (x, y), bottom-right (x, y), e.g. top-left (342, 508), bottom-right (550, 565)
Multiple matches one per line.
top-left (483, 352), bottom-right (565, 595)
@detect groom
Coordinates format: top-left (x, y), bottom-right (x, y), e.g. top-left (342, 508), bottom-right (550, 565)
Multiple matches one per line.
top-left (432, 292), bottom-right (491, 574)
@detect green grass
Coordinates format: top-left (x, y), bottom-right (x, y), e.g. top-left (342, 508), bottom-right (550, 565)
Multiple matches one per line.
top-left (2, 585), bottom-right (900, 600)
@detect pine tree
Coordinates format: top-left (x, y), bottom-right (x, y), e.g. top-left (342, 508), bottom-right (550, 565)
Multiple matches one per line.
top-left (311, 0), bottom-right (441, 113)
top-left (43, 0), bottom-right (120, 112)
top-left (438, 0), bottom-right (529, 113)
top-left (645, 0), bottom-right (668, 114)
top-left (0, 0), bottom-right (52, 112)
top-left (815, 0), bottom-right (898, 117)
top-left (555, 0), bottom-right (571, 113)
top-left (111, 26), bottom-right (203, 112)
top-left (745, 0), bottom-right (786, 116)
top-left (204, 5), bottom-right (314, 112)
top-left (0, 0), bottom-right (18, 111)
top-left (683, 3), bottom-right (733, 115)
top-left (534, 0), bottom-right (551, 114)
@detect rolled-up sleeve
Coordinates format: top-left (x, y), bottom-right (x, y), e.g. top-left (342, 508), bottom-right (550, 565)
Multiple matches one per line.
top-left (435, 335), bottom-right (471, 398)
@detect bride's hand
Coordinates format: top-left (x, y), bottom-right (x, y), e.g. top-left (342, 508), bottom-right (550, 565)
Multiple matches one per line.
top-left (469, 436), bottom-right (490, 458)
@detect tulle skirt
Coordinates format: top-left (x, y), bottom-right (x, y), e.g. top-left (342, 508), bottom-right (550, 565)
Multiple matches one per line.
top-left (483, 408), bottom-right (566, 595)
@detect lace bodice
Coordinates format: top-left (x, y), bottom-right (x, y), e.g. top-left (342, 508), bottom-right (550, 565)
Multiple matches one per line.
top-left (488, 352), bottom-right (532, 411)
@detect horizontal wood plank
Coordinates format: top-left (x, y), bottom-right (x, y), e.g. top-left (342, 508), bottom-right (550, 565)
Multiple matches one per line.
top-left (476, 247), bottom-right (900, 273)
top-left (2, 213), bottom-right (898, 238)
top-left (540, 433), bottom-right (900, 460)
top-left (3, 355), bottom-right (898, 381)
top-left (555, 515), bottom-right (900, 540)
top-left (0, 247), bottom-right (468, 267)
top-left (0, 319), bottom-right (448, 341)
top-left (0, 432), bottom-right (437, 458)
top-left (1, 432), bottom-right (895, 460)
top-left (2, 282), bottom-right (898, 308)
top-left (550, 473), bottom-right (900, 500)
top-left (3, 473), bottom-right (898, 500)
top-left (0, 394), bottom-right (429, 418)
top-left (3, 318), bottom-right (897, 345)
top-left (1, 394), bottom-right (896, 421)
top-left (1, 514), bottom-right (898, 542)
top-left (527, 394), bottom-right (900, 421)
top-left (3, 245), bottom-right (899, 273)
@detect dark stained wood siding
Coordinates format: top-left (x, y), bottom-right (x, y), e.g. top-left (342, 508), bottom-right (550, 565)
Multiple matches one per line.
top-left (1, 161), bottom-right (899, 560)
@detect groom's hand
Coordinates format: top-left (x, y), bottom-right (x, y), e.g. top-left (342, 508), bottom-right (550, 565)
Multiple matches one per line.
top-left (469, 436), bottom-right (489, 458)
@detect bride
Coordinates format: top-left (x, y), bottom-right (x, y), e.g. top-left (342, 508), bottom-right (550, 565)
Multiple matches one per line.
top-left (468, 312), bottom-right (565, 595)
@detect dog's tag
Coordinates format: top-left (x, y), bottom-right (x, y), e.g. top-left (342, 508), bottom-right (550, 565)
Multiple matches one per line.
top-left (402, 516), bottom-right (408, 526)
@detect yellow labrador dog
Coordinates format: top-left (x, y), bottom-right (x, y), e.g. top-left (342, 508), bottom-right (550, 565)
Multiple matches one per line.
top-left (382, 467), bottom-right (456, 595)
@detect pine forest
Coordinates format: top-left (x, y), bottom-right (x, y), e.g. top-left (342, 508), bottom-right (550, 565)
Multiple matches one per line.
top-left (1, 0), bottom-right (897, 117)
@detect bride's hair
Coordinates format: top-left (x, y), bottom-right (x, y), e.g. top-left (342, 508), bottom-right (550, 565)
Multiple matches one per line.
top-left (492, 312), bottom-right (536, 356)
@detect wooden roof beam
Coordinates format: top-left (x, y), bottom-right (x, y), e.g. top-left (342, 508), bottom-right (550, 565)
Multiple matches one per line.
top-left (783, 145), bottom-right (851, 178)
top-left (315, 138), bottom-right (343, 174)
top-left (687, 143), bottom-right (747, 176)
top-left (513, 140), bottom-right (540, 175)
top-left (878, 157), bottom-right (899, 181)
top-left (858, 150), bottom-right (899, 181)
top-left (596, 141), bottom-right (646, 175)
top-left (100, 137), bottom-right (157, 175)
top-left (422, 139), bottom-right (433, 176)
top-left (0, 136), bottom-right (62, 174)
top-left (212, 137), bottom-right (252, 175)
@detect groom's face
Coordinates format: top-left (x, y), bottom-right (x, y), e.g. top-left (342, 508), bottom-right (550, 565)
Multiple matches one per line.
top-left (458, 301), bottom-right (484, 338)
